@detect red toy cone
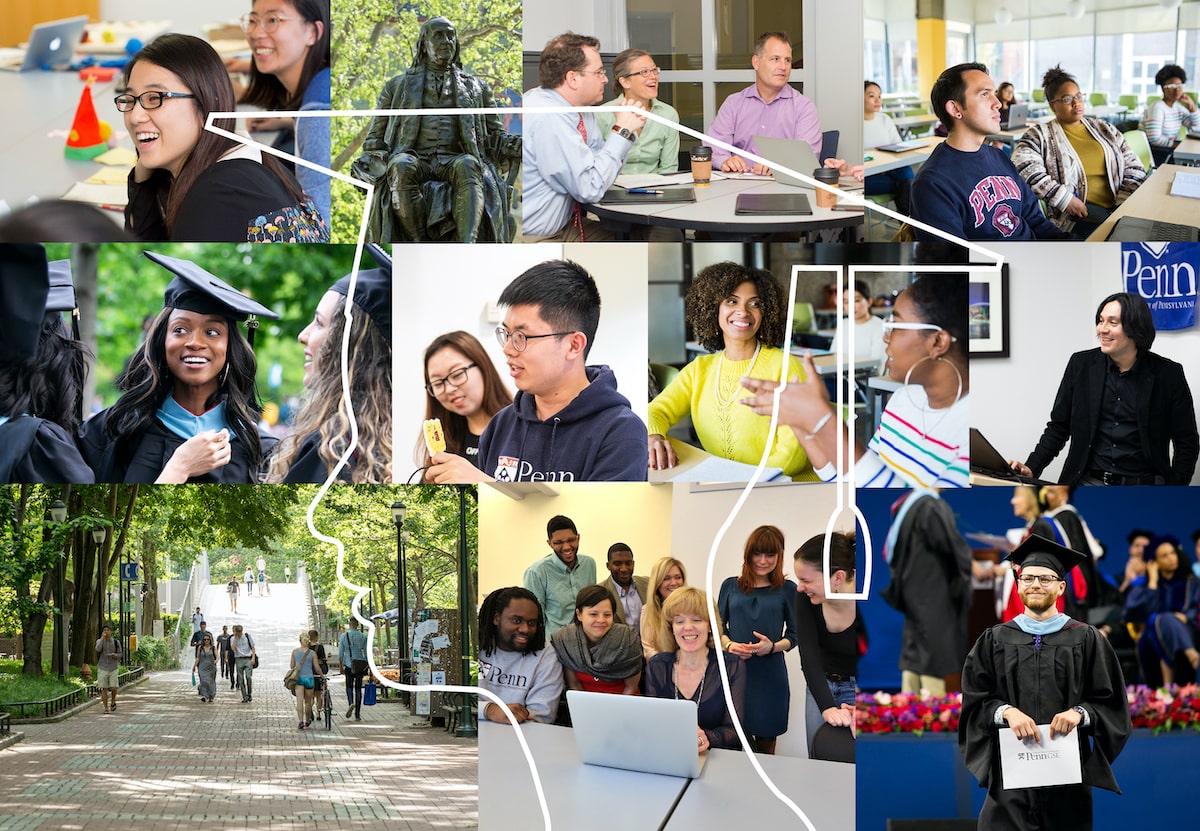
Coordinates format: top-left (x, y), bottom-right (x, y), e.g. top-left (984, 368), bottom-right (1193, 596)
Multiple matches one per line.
top-left (65, 82), bottom-right (107, 160)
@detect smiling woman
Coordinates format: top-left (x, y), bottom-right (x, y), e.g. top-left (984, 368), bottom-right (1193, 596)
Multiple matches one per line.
top-left (121, 33), bottom-right (329, 242)
top-left (594, 48), bottom-right (680, 175)
top-left (550, 585), bottom-right (642, 697)
top-left (77, 252), bottom-right (279, 483)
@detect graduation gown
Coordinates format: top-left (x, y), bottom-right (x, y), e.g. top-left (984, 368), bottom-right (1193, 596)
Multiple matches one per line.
top-left (77, 409), bottom-right (276, 484)
top-left (882, 492), bottom-right (973, 677)
top-left (277, 432), bottom-right (353, 484)
top-left (0, 417), bottom-right (95, 484)
top-left (960, 619), bottom-right (1131, 831)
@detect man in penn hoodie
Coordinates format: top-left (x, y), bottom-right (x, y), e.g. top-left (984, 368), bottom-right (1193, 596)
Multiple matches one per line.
top-left (478, 259), bottom-right (647, 481)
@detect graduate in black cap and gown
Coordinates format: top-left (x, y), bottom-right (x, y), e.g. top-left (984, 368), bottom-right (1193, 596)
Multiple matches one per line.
top-left (0, 245), bottom-right (95, 483)
top-left (265, 244), bottom-right (392, 484)
top-left (77, 251), bottom-right (279, 483)
top-left (960, 535), bottom-right (1131, 831)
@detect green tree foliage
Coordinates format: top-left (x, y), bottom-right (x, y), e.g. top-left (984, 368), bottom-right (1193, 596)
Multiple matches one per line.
top-left (329, 0), bottom-right (522, 242)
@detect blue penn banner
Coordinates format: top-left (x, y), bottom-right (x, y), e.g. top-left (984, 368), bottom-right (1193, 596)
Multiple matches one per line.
top-left (1122, 243), bottom-right (1199, 331)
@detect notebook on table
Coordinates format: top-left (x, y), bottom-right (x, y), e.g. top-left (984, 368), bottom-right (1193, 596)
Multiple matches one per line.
top-left (599, 187), bottom-right (696, 204)
top-left (0, 17), bottom-right (88, 72)
top-left (567, 690), bottom-right (705, 778)
top-left (874, 139), bottom-right (927, 152)
top-left (734, 193), bottom-right (812, 215)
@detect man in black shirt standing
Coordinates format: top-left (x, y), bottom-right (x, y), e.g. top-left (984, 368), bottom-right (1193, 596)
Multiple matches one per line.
top-left (1010, 292), bottom-right (1198, 485)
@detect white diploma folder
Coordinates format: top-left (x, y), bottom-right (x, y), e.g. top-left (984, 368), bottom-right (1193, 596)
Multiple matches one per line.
top-left (999, 725), bottom-right (1082, 789)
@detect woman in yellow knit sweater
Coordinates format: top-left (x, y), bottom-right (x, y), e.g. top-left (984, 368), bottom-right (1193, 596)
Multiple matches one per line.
top-left (647, 262), bottom-right (815, 480)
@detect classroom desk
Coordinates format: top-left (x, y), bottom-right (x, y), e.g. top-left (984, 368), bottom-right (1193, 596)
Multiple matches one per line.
top-left (1174, 136), bottom-right (1200, 165)
top-left (0, 69), bottom-right (126, 207)
top-left (586, 174), bottom-right (864, 241)
top-left (891, 113), bottom-right (938, 139)
top-left (663, 746), bottom-right (854, 830)
top-left (646, 436), bottom-right (788, 483)
top-left (867, 375), bottom-right (900, 432)
top-left (479, 721), bottom-right (690, 831)
top-left (1085, 164), bottom-right (1200, 240)
top-left (863, 137), bottom-right (943, 176)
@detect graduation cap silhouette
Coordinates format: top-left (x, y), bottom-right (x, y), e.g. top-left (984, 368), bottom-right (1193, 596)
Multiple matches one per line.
top-left (0, 243), bottom-right (50, 363)
top-left (1004, 534), bottom-right (1089, 579)
top-left (330, 242), bottom-right (392, 342)
top-left (47, 259), bottom-right (81, 341)
top-left (144, 250), bottom-right (279, 346)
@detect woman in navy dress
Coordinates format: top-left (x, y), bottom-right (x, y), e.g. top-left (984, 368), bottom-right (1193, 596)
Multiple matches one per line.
top-left (718, 524), bottom-right (797, 754)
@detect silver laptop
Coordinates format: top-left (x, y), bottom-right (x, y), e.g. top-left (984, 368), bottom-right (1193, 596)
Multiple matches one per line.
top-left (0, 16), bottom-right (88, 72)
top-left (754, 135), bottom-right (821, 188)
top-left (1001, 102), bottom-right (1028, 130)
top-left (567, 690), bottom-right (705, 778)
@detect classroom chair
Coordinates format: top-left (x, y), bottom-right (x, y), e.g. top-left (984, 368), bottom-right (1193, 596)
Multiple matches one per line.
top-left (1089, 91), bottom-right (1109, 107)
top-left (791, 302), bottom-right (818, 345)
top-left (1031, 88), bottom-right (1045, 103)
top-left (1118, 93), bottom-right (1139, 111)
top-left (865, 193), bottom-right (898, 241)
top-left (649, 362), bottom-right (679, 394)
top-left (1122, 129), bottom-right (1155, 173)
top-left (1145, 94), bottom-right (1161, 111)
top-left (821, 130), bottom-right (839, 161)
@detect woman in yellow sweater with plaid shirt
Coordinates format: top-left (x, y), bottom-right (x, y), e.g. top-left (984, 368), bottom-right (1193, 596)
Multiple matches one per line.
top-left (647, 262), bottom-right (816, 480)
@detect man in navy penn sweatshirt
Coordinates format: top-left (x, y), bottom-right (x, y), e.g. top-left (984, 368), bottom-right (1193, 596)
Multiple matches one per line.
top-left (911, 62), bottom-right (1073, 242)
top-left (477, 259), bottom-right (647, 482)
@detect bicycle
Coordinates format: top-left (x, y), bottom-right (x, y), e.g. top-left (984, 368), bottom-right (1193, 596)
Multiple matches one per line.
top-left (316, 675), bottom-right (333, 730)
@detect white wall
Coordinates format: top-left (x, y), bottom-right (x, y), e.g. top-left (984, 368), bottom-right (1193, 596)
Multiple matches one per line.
top-left (972, 242), bottom-right (1200, 484)
top-left (394, 244), bottom-right (649, 482)
top-left (101, 1), bottom-right (248, 38)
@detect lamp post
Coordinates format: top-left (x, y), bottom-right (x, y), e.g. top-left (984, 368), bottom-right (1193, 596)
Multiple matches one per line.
top-left (391, 500), bottom-right (409, 697)
top-left (455, 485), bottom-right (477, 738)
top-left (50, 500), bottom-right (68, 680)
top-left (93, 527), bottom-right (107, 640)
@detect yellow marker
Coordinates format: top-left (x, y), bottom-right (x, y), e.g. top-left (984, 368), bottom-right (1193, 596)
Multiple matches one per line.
top-left (423, 418), bottom-right (446, 456)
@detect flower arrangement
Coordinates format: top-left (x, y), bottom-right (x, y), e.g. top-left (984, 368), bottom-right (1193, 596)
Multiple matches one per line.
top-left (855, 685), bottom-right (1200, 736)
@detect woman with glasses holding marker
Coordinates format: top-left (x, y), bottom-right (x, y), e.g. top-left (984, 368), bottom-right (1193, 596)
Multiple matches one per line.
top-left (119, 33), bottom-right (328, 242)
top-left (741, 275), bottom-right (969, 489)
top-left (419, 331), bottom-right (512, 483)
top-left (1013, 65), bottom-right (1145, 236)
top-left (594, 48), bottom-right (680, 175)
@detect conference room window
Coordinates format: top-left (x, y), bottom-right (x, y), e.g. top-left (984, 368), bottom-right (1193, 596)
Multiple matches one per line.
top-left (975, 40), bottom-right (1028, 93)
top-left (864, 18), bottom-right (888, 90)
top-left (1030, 35), bottom-right (1095, 93)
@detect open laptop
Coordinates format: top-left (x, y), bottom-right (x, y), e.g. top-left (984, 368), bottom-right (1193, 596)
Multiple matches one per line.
top-left (1106, 216), bottom-right (1200, 242)
top-left (567, 690), bottom-right (705, 778)
top-left (874, 139), bottom-right (927, 153)
top-left (1000, 102), bottom-right (1029, 131)
top-left (969, 428), bottom-right (1053, 486)
top-left (0, 17), bottom-right (88, 72)
top-left (754, 135), bottom-right (821, 188)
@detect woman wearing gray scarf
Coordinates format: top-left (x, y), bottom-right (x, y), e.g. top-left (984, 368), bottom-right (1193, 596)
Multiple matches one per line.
top-left (551, 585), bottom-right (643, 695)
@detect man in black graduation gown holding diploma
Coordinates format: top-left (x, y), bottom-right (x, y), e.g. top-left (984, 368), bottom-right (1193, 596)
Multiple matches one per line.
top-left (960, 535), bottom-right (1130, 831)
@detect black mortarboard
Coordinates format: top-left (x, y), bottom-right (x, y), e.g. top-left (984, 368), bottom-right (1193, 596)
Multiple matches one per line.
top-left (331, 243), bottom-right (392, 342)
top-left (47, 259), bottom-right (82, 342)
top-left (1004, 534), bottom-right (1089, 578)
top-left (0, 243), bottom-right (50, 363)
top-left (145, 250), bottom-right (278, 346)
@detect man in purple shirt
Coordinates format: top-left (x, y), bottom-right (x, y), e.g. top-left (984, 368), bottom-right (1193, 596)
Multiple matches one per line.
top-left (707, 31), bottom-right (822, 173)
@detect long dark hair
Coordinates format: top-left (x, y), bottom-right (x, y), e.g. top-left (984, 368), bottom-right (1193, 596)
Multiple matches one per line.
top-left (795, 532), bottom-right (857, 579)
top-left (126, 34), bottom-right (307, 234)
top-left (478, 587), bottom-right (545, 656)
top-left (417, 331), bottom-right (511, 465)
top-left (105, 307), bottom-right (266, 474)
top-left (240, 0), bottom-right (330, 110)
top-left (0, 313), bottom-right (92, 433)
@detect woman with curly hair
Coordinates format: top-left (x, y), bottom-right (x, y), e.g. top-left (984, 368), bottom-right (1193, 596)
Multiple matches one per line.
top-left (0, 246), bottom-right (94, 483)
top-left (647, 262), bottom-right (814, 479)
top-left (419, 331), bottom-right (512, 483)
top-left (639, 556), bottom-right (687, 658)
top-left (120, 33), bottom-right (328, 242)
top-left (1012, 65), bottom-right (1145, 235)
top-left (77, 252), bottom-right (277, 483)
top-left (265, 249), bottom-right (392, 484)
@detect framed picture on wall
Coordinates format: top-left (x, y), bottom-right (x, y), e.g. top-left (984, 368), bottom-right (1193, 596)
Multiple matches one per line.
top-left (969, 265), bottom-right (1009, 359)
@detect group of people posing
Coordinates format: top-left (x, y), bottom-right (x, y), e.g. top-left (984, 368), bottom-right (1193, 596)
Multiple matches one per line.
top-left (478, 515), bottom-right (862, 761)
top-left (0, 242), bottom-right (392, 485)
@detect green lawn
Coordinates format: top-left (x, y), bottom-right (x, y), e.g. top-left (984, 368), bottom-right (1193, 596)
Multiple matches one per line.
top-left (0, 659), bottom-right (90, 706)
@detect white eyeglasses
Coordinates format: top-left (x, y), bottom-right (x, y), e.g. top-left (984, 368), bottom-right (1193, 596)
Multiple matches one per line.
top-left (881, 316), bottom-right (958, 341)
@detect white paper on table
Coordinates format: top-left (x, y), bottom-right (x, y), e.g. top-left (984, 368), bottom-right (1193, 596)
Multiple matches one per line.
top-left (61, 181), bottom-right (127, 208)
top-left (998, 725), bottom-right (1082, 789)
top-left (664, 455), bottom-right (783, 483)
top-left (86, 166), bottom-right (132, 185)
top-left (1169, 172), bottom-right (1200, 199)
top-left (613, 171), bottom-right (696, 189)
top-left (93, 147), bottom-right (139, 167)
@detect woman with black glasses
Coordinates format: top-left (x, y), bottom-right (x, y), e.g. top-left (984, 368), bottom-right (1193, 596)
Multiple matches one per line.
top-left (1013, 65), bottom-right (1145, 236)
top-left (419, 331), bottom-right (512, 483)
top-left (119, 33), bottom-right (328, 242)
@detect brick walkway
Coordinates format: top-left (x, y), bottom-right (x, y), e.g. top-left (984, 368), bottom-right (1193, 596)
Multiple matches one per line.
top-left (0, 584), bottom-right (477, 830)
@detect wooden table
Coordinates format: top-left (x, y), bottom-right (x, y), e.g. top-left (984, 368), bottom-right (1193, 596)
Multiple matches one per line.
top-left (1086, 164), bottom-right (1200, 240)
top-left (863, 137), bottom-right (943, 175)
top-left (1173, 136), bottom-right (1200, 165)
top-left (892, 113), bottom-right (939, 139)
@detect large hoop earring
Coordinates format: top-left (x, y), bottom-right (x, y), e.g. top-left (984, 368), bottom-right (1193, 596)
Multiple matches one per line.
top-left (902, 354), bottom-right (963, 409)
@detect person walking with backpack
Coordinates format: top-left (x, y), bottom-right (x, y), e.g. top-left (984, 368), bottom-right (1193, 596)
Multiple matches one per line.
top-left (339, 617), bottom-right (369, 721)
top-left (231, 624), bottom-right (257, 702)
